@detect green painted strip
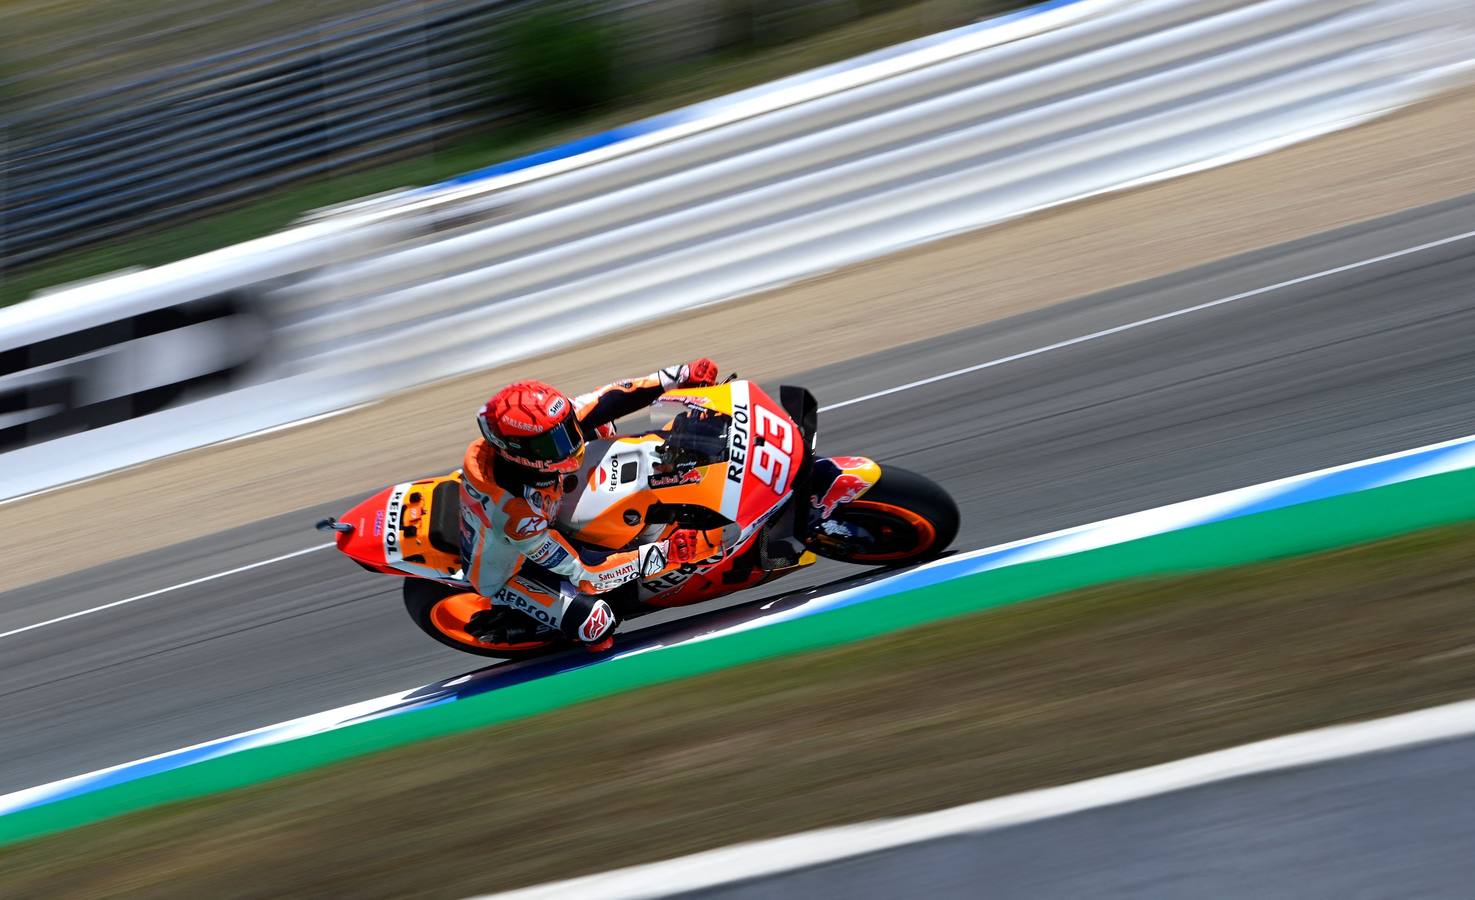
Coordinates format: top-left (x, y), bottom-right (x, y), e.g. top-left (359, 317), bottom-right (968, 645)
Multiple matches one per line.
top-left (3, 465), bottom-right (1474, 847)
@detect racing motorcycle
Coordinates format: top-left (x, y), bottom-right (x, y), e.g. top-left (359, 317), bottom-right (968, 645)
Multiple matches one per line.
top-left (317, 380), bottom-right (959, 658)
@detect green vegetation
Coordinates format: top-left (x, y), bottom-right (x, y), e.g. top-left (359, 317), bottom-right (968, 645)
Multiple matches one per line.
top-left (3, 522), bottom-right (1473, 898)
top-left (499, 3), bottom-right (623, 116)
top-left (1, 0), bottom-right (1019, 308)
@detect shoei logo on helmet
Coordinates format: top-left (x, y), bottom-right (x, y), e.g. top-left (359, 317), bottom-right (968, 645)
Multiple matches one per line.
top-left (547, 397), bottom-right (567, 417)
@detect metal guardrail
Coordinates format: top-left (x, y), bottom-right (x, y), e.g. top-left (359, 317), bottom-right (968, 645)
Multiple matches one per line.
top-left (5, 0), bottom-right (997, 270)
top-left (1, 0), bottom-right (1471, 501)
top-left (2, 0), bottom-right (888, 270)
top-left (272, 0), bottom-right (1475, 379)
top-left (0, 0), bottom-right (520, 270)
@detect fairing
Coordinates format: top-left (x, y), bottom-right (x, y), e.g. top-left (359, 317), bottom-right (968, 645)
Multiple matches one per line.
top-left (335, 381), bottom-right (826, 608)
top-left (335, 477), bottom-right (464, 583)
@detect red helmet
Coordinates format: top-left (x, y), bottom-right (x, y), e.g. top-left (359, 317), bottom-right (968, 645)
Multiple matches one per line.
top-left (477, 380), bottom-right (585, 473)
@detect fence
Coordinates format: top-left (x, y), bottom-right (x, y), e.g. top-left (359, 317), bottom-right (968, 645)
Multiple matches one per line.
top-left (0, 0), bottom-right (1471, 501)
top-left (0, 0), bottom-right (952, 271)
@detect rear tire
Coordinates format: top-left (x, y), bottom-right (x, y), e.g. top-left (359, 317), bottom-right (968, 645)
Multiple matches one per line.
top-left (808, 465), bottom-right (959, 566)
top-left (403, 579), bottom-right (564, 660)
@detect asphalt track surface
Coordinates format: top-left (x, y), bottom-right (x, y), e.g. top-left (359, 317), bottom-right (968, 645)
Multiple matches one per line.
top-left (2, 192), bottom-right (1475, 799)
top-left (687, 734), bottom-right (1475, 899)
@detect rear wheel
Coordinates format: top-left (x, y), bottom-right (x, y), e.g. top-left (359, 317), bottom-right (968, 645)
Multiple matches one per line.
top-left (403, 579), bottom-right (564, 659)
top-left (808, 465), bottom-right (959, 566)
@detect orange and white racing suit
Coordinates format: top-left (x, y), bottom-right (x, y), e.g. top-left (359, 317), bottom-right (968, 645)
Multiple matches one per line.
top-left (458, 366), bottom-right (723, 644)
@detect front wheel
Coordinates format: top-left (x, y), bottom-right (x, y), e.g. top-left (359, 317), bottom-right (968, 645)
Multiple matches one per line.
top-left (403, 579), bottom-right (564, 659)
top-left (807, 465), bottom-right (959, 566)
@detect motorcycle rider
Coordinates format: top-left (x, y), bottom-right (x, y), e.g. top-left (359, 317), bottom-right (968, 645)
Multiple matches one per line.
top-left (460, 360), bottom-right (723, 652)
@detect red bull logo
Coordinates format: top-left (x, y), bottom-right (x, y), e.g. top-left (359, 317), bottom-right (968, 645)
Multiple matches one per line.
top-left (813, 472), bottom-right (873, 517)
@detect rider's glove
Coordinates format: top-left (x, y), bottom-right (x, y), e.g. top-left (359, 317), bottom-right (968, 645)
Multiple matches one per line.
top-left (668, 528), bottom-right (704, 564)
top-left (636, 529), bottom-right (711, 579)
top-left (659, 359), bottom-right (720, 390)
top-left (685, 358), bottom-right (719, 387)
top-left (636, 525), bottom-right (741, 581)
top-left (669, 524), bottom-right (742, 565)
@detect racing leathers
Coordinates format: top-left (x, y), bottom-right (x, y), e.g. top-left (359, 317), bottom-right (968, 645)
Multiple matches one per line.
top-left (458, 365), bottom-right (724, 648)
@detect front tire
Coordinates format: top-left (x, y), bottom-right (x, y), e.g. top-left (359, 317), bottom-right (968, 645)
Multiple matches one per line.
top-left (808, 465), bottom-right (959, 566)
top-left (403, 579), bottom-right (564, 660)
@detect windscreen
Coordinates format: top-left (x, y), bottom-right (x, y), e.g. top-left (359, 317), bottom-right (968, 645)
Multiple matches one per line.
top-left (649, 400), bottom-right (731, 469)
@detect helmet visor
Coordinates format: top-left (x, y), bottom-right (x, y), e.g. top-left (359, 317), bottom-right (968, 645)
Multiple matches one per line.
top-left (499, 414), bottom-right (584, 466)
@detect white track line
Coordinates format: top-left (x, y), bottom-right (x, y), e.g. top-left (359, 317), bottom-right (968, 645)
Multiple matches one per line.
top-left (8, 225), bottom-right (1473, 641)
top-left (488, 698), bottom-right (1475, 900)
top-left (821, 227), bottom-right (1475, 411)
top-left (0, 543), bottom-right (334, 641)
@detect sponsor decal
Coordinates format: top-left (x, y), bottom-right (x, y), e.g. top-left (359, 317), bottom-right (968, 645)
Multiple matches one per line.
top-left (819, 518), bottom-right (855, 537)
top-left (593, 561), bottom-right (639, 590)
top-left (527, 537), bottom-right (571, 569)
top-left (512, 514), bottom-right (548, 538)
top-left (459, 514), bottom-right (476, 562)
top-left (813, 473), bottom-right (872, 517)
top-left (674, 395), bottom-right (712, 411)
top-left (524, 487), bottom-right (555, 515)
top-left (384, 488), bottom-right (405, 555)
top-left (578, 600), bottom-right (614, 642)
top-left (510, 575), bottom-right (554, 602)
top-left (828, 456), bottom-right (872, 470)
top-left (649, 467), bottom-right (702, 489)
top-left (500, 415), bottom-right (543, 433)
top-left (606, 456), bottom-right (621, 492)
top-left (641, 552), bottom-right (723, 593)
top-left (727, 401), bottom-right (751, 484)
top-left (462, 478), bottom-right (490, 504)
top-left (547, 397), bottom-right (567, 417)
top-left (623, 509), bottom-right (642, 526)
top-left (373, 510), bottom-right (385, 537)
top-left (492, 587), bottom-right (558, 626)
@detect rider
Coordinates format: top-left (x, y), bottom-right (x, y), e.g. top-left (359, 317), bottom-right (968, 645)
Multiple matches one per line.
top-left (460, 360), bottom-right (722, 652)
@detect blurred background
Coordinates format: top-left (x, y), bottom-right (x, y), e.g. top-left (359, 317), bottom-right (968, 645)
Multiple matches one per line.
top-left (0, 0), bottom-right (1017, 306)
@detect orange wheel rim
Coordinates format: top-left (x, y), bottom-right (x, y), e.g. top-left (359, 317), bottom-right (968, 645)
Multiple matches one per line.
top-left (429, 592), bottom-right (555, 652)
top-left (833, 500), bottom-right (937, 562)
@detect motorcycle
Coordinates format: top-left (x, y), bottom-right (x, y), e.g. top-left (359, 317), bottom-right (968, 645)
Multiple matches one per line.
top-left (317, 380), bottom-right (959, 658)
